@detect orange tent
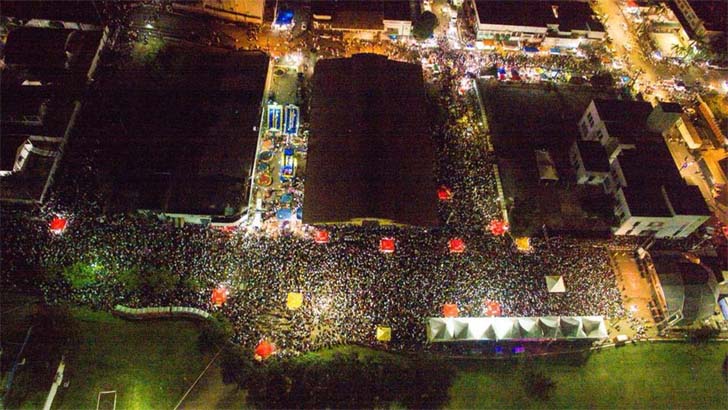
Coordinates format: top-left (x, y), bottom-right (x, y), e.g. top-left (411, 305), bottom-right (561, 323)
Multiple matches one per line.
top-left (448, 238), bottom-right (465, 253)
top-left (379, 237), bottom-right (395, 253)
top-left (484, 300), bottom-right (502, 316)
top-left (313, 229), bottom-right (330, 244)
top-left (255, 340), bottom-right (275, 359)
top-left (442, 303), bottom-right (459, 318)
top-left (211, 287), bottom-right (228, 306)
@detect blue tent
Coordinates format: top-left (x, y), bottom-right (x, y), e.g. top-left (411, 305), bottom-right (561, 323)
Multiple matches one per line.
top-left (524, 46), bottom-right (539, 53)
top-left (284, 105), bottom-right (299, 136)
top-left (276, 208), bottom-right (292, 220)
top-left (280, 193), bottom-right (292, 204)
top-left (275, 10), bottom-right (294, 26)
top-left (296, 207), bottom-right (303, 220)
top-left (268, 104), bottom-right (282, 130)
top-left (549, 47), bottom-right (561, 55)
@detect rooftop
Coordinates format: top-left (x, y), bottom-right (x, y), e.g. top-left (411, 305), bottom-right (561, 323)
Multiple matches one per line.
top-left (0, 135), bottom-right (63, 203)
top-left (312, 0), bottom-right (418, 29)
top-left (622, 184), bottom-right (673, 217)
top-left (1, 0), bottom-right (103, 25)
top-left (663, 184), bottom-right (711, 216)
top-left (593, 98), bottom-right (654, 123)
top-left (686, 0), bottom-right (726, 33)
top-left (3, 27), bottom-right (103, 82)
top-left (653, 253), bottom-right (718, 325)
top-left (86, 46), bottom-right (269, 217)
top-left (303, 53), bottom-right (438, 226)
top-left (473, 0), bottom-right (604, 32)
top-left (576, 140), bottom-right (609, 172)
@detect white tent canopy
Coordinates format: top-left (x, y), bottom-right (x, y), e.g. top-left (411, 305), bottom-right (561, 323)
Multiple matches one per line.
top-left (426, 316), bottom-right (608, 342)
top-left (545, 275), bottom-right (566, 293)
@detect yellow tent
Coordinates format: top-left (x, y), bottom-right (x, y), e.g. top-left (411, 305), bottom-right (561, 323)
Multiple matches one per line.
top-left (286, 292), bottom-right (303, 310)
top-left (515, 237), bottom-right (532, 252)
top-left (375, 326), bottom-right (391, 342)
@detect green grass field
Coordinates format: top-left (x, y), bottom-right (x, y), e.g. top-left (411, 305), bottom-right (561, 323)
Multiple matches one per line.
top-left (449, 342), bottom-right (728, 409)
top-left (3, 305), bottom-right (207, 410)
top-left (54, 310), bottom-right (207, 410)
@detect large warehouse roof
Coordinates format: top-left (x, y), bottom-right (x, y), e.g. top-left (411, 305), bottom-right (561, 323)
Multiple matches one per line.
top-left (303, 53), bottom-right (438, 226)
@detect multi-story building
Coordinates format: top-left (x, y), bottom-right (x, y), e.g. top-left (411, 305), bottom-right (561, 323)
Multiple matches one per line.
top-left (1, 24), bottom-right (106, 205)
top-left (573, 99), bottom-right (711, 238)
top-left (670, 0), bottom-right (726, 42)
top-left (465, 0), bottom-right (605, 49)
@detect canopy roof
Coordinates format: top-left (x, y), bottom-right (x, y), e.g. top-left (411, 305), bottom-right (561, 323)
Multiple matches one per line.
top-left (545, 275), bottom-right (566, 293)
top-left (426, 316), bottom-right (608, 342)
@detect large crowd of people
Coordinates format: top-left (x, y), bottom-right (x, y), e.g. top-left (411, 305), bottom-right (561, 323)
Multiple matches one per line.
top-left (1, 11), bottom-right (630, 358)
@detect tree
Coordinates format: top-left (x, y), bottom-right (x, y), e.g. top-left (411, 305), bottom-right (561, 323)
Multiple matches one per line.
top-left (197, 313), bottom-right (233, 353)
top-left (413, 11), bottom-right (439, 40)
top-left (139, 265), bottom-right (178, 295)
top-left (219, 344), bottom-right (256, 387)
top-left (116, 266), bottom-right (141, 292)
top-left (523, 369), bottom-right (556, 401)
top-left (62, 262), bottom-right (97, 289)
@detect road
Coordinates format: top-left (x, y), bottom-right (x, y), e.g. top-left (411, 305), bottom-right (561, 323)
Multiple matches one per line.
top-left (595, 0), bottom-right (728, 94)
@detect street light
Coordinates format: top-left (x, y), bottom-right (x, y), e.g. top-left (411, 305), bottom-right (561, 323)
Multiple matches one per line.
top-left (145, 23), bottom-right (154, 29)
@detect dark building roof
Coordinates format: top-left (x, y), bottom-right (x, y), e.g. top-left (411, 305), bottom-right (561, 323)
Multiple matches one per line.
top-left (1, 0), bottom-right (102, 25)
top-left (687, 0), bottom-right (727, 32)
top-left (473, 0), bottom-right (604, 32)
top-left (617, 143), bottom-right (709, 217)
top-left (618, 143), bottom-right (683, 187)
top-left (593, 98), bottom-right (654, 123)
top-left (663, 184), bottom-right (711, 216)
top-left (576, 140), bottom-right (609, 172)
top-left (304, 53), bottom-right (438, 226)
top-left (622, 185), bottom-right (673, 217)
top-left (3, 28), bottom-right (73, 69)
top-left (653, 254), bottom-right (718, 325)
top-left (0, 135), bottom-right (27, 171)
top-left (94, 47), bottom-right (269, 217)
top-left (3, 27), bottom-right (103, 82)
top-left (658, 101), bottom-right (683, 113)
top-left (312, 0), bottom-right (418, 29)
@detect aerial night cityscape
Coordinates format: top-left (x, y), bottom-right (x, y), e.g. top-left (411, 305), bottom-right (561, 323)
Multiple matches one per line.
top-left (1, 0), bottom-right (728, 408)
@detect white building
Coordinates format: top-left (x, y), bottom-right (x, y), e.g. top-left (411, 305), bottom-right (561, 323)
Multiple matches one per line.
top-left (575, 99), bottom-right (710, 238)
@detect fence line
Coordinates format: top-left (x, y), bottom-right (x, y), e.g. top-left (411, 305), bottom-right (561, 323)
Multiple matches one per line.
top-left (113, 305), bottom-right (211, 320)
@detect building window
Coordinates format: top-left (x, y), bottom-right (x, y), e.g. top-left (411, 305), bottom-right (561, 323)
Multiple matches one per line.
top-left (580, 122), bottom-right (589, 137)
top-left (587, 112), bottom-right (594, 127)
top-left (647, 221), bottom-right (664, 228)
top-left (596, 130), bottom-right (604, 140)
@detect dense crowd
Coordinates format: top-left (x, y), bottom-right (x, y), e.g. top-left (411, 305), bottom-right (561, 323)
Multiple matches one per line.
top-left (1, 15), bottom-right (629, 357)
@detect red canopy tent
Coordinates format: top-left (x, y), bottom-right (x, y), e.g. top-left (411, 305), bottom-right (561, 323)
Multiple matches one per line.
top-left (489, 220), bottom-right (509, 236)
top-left (255, 340), bottom-right (275, 360)
top-left (314, 229), bottom-right (330, 244)
top-left (442, 303), bottom-right (459, 318)
top-left (437, 185), bottom-right (453, 201)
top-left (448, 238), bottom-right (465, 253)
top-left (484, 300), bottom-right (502, 316)
top-left (49, 216), bottom-right (68, 234)
top-left (211, 287), bottom-right (228, 306)
top-left (379, 237), bottom-right (395, 253)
